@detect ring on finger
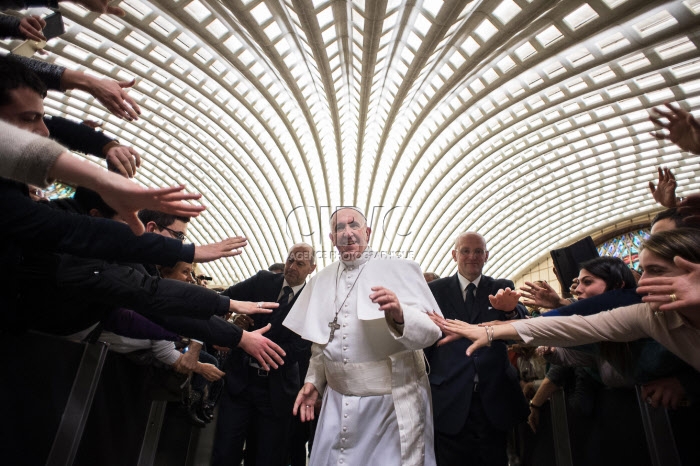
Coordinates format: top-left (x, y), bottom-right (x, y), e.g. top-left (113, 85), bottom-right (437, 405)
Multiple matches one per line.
top-left (256, 302), bottom-right (262, 308)
top-left (669, 294), bottom-right (678, 302)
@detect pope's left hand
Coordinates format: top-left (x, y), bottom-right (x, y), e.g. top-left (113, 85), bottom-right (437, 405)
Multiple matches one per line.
top-left (488, 287), bottom-right (521, 312)
top-left (370, 286), bottom-right (403, 323)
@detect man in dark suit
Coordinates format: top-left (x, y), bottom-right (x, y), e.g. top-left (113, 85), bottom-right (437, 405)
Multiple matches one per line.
top-left (212, 243), bottom-right (316, 466)
top-left (427, 232), bottom-right (529, 466)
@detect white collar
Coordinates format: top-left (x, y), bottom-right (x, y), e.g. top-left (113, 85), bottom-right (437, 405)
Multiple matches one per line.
top-left (457, 273), bottom-right (482, 292)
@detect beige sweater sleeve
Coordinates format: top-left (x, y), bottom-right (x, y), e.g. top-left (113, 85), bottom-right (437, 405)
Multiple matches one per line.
top-left (511, 303), bottom-right (649, 347)
top-left (0, 120), bottom-right (66, 187)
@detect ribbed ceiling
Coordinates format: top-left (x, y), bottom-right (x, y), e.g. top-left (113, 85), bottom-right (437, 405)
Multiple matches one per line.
top-left (3, 0), bottom-right (700, 284)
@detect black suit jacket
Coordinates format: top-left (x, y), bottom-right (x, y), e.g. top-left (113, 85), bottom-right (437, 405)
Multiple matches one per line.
top-left (426, 274), bottom-right (529, 434)
top-left (221, 271), bottom-right (311, 415)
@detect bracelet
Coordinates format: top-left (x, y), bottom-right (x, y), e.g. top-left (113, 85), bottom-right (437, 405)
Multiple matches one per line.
top-left (485, 326), bottom-right (494, 346)
top-left (530, 400), bottom-right (541, 410)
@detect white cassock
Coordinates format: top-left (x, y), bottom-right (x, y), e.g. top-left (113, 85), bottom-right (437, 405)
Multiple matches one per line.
top-left (284, 250), bottom-right (442, 466)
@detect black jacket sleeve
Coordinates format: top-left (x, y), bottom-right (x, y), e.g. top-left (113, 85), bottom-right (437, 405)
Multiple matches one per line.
top-left (0, 178), bottom-right (194, 266)
top-left (44, 116), bottom-right (114, 157)
top-left (0, 13), bottom-right (20, 38)
top-left (6, 54), bottom-right (64, 90)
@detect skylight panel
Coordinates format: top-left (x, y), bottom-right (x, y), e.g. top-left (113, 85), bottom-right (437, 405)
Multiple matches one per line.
top-left (250, 2), bottom-right (273, 24)
top-left (92, 57), bottom-right (115, 73)
top-left (536, 25), bottom-right (563, 48)
top-left (185, 0), bottom-right (212, 22)
top-left (514, 41), bottom-right (537, 61)
top-left (94, 16), bottom-right (124, 35)
top-left (423, 0), bottom-right (443, 18)
top-left (590, 65), bottom-right (616, 84)
top-left (121, 0), bottom-right (152, 20)
top-left (470, 78), bottom-right (485, 93)
top-left (460, 36), bottom-right (480, 56)
top-left (206, 19), bottom-right (228, 39)
top-left (563, 4), bottom-right (599, 30)
top-left (74, 32), bottom-right (102, 49)
top-left (497, 56), bottom-right (516, 73)
top-left (684, 0), bottom-right (700, 14)
top-left (523, 71), bottom-right (543, 88)
top-left (544, 61), bottom-right (565, 78)
top-left (606, 84), bottom-right (630, 98)
top-left (224, 35), bottom-right (243, 54)
top-left (124, 31), bottom-right (149, 50)
top-left (194, 47), bottom-right (213, 63)
top-left (655, 37), bottom-right (696, 60)
top-left (619, 53), bottom-right (651, 73)
top-left (414, 12), bottom-right (432, 35)
top-left (175, 32), bottom-right (197, 51)
top-left (482, 68), bottom-right (499, 84)
top-left (633, 10), bottom-right (677, 38)
top-left (492, 0), bottom-right (521, 25)
top-left (407, 31), bottom-right (422, 51)
top-left (149, 46), bottom-right (170, 62)
top-left (597, 32), bottom-right (630, 54)
top-left (474, 18), bottom-right (498, 43)
top-left (670, 58), bottom-right (700, 79)
top-left (567, 49), bottom-right (594, 67)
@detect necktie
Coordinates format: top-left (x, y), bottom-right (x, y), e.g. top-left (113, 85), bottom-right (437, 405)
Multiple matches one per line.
top-left (464, 283), bottom-right (476, 317)
top-left (278, 285), bottom-right (294, 304)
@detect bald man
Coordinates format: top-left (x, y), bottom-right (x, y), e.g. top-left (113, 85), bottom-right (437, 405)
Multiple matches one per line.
top-left (426, 232), bottom-right (528, 466)
top-left (213, 244), bottom-right (316, 466)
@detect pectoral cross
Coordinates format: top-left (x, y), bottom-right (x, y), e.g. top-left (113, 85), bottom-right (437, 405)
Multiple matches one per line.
top-left (328, 317), bottom-right (341, 342)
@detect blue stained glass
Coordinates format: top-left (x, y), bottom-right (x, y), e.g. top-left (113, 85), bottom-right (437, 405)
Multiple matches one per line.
top-left (597, 229), bottom-right (651, 273)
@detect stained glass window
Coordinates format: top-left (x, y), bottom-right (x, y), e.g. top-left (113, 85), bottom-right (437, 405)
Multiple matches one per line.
top-left (596, 229), bottom-right (651, 272)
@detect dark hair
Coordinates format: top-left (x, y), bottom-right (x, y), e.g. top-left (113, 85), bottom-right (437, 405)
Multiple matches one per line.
top-left (137, 209), bottom-right (190, 228)
top-left (0, 56), bottom-right (47, 106)
top-left (268, 263), bottom-right (284, 272)
top-left (651, 208), bottom-right (684, 229)
top-left (578, 256), bottom-right (636, 291)
top-left (74, 187), bottom-right (117, 219)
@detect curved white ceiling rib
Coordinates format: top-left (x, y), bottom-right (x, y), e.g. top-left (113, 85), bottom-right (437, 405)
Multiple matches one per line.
top-left (3, 0), bottom-right (700, 284)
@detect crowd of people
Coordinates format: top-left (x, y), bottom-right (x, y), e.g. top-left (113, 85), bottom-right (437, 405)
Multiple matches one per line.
top-left (2, 1), bottom-right (700, 466)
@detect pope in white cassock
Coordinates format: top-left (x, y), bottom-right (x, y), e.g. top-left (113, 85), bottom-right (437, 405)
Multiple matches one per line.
top-left (283, 207), bottom-right (442, 466)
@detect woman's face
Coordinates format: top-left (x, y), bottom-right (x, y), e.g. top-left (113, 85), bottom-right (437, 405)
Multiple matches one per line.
top-left (575, 269), bottom-right (607, 299)
top-left (639, 249), bottom-right (684, 311)
top-left (163, 262), bottom-right (195, 284)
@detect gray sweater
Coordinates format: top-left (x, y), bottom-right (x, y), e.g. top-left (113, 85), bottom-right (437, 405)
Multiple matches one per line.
top-left (0, 119), bottom-right (66, 186)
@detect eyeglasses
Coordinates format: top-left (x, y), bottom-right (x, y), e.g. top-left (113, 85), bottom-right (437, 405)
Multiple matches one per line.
top-left (157, 224), bottom-right (187, 241)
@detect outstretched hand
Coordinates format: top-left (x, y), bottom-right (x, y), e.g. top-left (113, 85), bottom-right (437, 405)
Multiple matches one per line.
top-left (106, 145), bottom-right (141, 178)
top-left (428, 311), bottom-right (461, 346)
top-left (229, 300), bottom-right (278, 315)
top-left (89, 78), bottom-right (141, 120)
top-left (237, 324), bottom-right (285, 370)
top-left (488, 287), bottom-right (521, 312)
top-left (649, 102), bottom-right (700, 154)
top-left (648, 166), bottom-right (678, 208)
top-left (101, 183), bottom-right (203, 235)
top-left (641, 377), bottom-right (686, 410)
top-left (194, 236), bottom-right (248, 263)
top-left (293, 383), bottom-right (320, 422)
top-left (519, 281), bottom-right (565, 309)
top-left (637, 256), bottom-right (700, 312)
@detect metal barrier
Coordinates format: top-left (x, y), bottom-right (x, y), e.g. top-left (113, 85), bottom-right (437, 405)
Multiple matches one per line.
top-left (45, 341), bottom-right (109, 466)
top-left (549, 389), bottom-right (573, 466)
top-left (635, 385), bottom-right (682, 466)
